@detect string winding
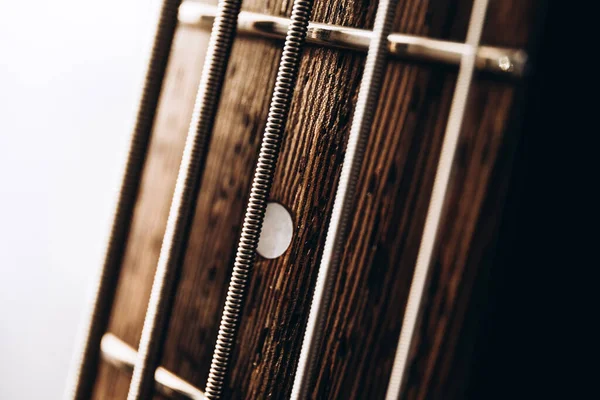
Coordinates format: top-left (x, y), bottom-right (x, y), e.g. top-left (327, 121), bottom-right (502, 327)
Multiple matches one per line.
top-left (205, 0), bottom-right (315, 398)
top-left (127, 0), bottom-right (243, 398)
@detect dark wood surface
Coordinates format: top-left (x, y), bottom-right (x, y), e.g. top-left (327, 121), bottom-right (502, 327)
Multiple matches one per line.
top-left (90, 0), bottom-right (541, 398)
top-left (91, 25), bottom-right (210, 399)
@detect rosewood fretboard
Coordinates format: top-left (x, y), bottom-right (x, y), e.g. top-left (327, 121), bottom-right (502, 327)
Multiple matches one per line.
top-left (88, 0), bottom-right (541, 398)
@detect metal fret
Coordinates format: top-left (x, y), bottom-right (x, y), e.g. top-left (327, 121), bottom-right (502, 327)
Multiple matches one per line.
top-left (204, 0), bottom-right (315, 398)
top-left (127, 0), bottom-right (243, 398)
top-left (65, 1), bottom-right (182, 398)
top-left (180, 1), bottom-right (527, 77)
top-left (290, 0), bottom-right (399, 397)
top-left (384, 0), bottom-right (490, 398)
top-left (100, 334), bottom-right (206, 400)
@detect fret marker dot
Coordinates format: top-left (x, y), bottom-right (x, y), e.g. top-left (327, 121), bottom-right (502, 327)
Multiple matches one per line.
top-left (257, 202), bottom-right (293, 259)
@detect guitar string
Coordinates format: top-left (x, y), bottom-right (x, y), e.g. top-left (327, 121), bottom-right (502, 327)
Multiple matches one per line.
top-left (64, 1), bottom-right (182, 398)
top-left (289, 0), bottom-right (398, 397)
top-left (126, 0), bottom-right (243, 398)
top-left (384, 0), bottom-right (490, 398)
top-left (204, 0), bottom-right (314, 398)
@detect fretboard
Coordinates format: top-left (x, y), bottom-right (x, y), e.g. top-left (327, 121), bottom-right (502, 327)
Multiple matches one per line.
top-left (72, 0), bottom-right (542, 398)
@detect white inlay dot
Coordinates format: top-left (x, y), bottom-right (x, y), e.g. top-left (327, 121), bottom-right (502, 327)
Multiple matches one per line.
top-left (257, 202), bottom-right (294, 259)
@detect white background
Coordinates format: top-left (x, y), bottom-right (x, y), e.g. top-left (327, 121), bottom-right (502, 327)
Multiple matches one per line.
top-left (0, 1), bottom-right (159, 398)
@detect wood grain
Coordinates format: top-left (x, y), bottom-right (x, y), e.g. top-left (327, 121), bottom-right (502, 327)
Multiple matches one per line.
top-left (89, 0), bottom-right (541, 398)
top-left (160, 31), bottom-right (282, 394)
top-left (91, 25), bottom-right (210, 399)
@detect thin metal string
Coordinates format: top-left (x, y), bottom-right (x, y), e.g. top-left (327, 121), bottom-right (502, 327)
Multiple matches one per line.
top-left (204, 0), bottom-right (314, 398)
top-left (384, 0), bottom-right (490, 398)
top-left (127, 0), bottom-right (242, 398)
top-left (64, 1), bottom-right (181, 398)
top-left (289, 0), bottom-right (398, 398)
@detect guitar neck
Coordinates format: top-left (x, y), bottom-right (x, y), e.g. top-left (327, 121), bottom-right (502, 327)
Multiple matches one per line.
top-left (79, 0), bottom-right (543, 398)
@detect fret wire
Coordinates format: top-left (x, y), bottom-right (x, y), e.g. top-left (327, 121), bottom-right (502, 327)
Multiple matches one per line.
top-left (204, 0), bottom-right (315, 398)
top-left (384, 0), bottom-right (490, 398)
top-left (290, 0), bottom-right (399, 398)
top-left (180, 1), bottom-right (528, 78)
top-left (100, 333), bottom-right (206, 400)
top-left (64, 1), bottom-right (182, 398)
top-left (126, 0), bottom-right (243, 398)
